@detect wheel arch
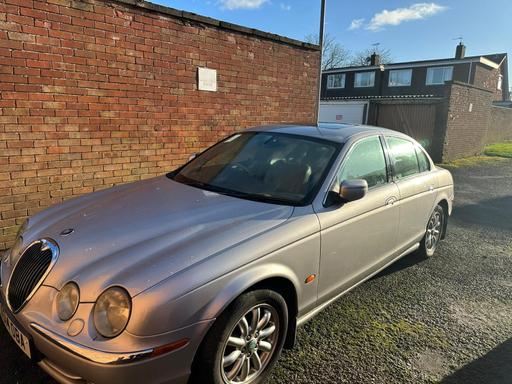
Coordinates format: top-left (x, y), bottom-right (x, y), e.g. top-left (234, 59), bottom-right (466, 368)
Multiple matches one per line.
top-left (242, 276), bottom-right (298, 349)
top-left (189, 270), bottom-right (299, 383)
top-left (194, 264), bottom-right (301, 362)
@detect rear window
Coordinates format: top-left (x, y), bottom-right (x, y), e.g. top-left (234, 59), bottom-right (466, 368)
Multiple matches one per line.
top-left (386, 136), bottom-right (419, 179)
top-left (416, 146), bottom-right (431, 173)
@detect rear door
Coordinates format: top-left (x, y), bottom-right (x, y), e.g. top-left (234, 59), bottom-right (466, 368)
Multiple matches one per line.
top-left (385, 136), bottom-right (438, 252)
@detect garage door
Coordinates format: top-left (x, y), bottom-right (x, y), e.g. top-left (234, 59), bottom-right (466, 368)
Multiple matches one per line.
top-left (375, 103), bottom-right (438, 152)
top-left (319, 102), bottom-right (368, 124)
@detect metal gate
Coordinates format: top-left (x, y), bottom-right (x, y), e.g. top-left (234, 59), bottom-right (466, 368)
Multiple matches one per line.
top-left (374, 102), bottom-right (440, 151)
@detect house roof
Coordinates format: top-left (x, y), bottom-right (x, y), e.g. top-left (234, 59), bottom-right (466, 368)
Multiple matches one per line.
top-left (482, 53), bottom-right (507, 65)
top-left (323, 53), bottom-right (508, 73)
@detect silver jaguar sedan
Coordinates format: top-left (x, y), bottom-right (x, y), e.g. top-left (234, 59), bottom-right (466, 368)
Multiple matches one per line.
top-left (0, 124), bottom-right (453, 384)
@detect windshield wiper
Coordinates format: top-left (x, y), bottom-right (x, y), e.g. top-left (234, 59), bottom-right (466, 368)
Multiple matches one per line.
top-left (173, 175), bottom-right (297, 205)
top-left (211, 189), bottom-right (295, 205)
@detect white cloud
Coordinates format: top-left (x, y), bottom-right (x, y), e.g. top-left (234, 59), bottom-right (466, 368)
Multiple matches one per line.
top-left (366, 3), bottom-right (447, 31)
top-left (348, 18), bottom-right (365, 30)
top-left (280, 3), bottom-right (291, 11)
top-left (219, 0), bottom-right (269, 10)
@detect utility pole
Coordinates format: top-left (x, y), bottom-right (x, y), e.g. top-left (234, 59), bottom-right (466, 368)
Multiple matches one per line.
top-left (316, 0), bottom-right (326, 124)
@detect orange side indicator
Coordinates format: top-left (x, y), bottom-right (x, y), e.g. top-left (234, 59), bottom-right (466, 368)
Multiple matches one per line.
top-left (305, 274), bottom-right (316, 284)
top-left (151, 338), bottom-right (189, 358)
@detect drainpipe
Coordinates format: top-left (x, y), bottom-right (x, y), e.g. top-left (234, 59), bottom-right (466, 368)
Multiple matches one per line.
top-left (316, 0), bottom-right (326, 124)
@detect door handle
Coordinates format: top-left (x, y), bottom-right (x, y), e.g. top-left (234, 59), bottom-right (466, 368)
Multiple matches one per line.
top-left (428, 185), bottom-right (434, 192)
top-left (385, 196), bottom-right (397, 206)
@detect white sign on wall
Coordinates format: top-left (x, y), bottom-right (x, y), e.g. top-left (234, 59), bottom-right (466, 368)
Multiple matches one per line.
top-left (198, 67), bottom-right (217, 92)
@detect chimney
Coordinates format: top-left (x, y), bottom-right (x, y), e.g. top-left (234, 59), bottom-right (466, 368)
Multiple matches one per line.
top-left (455, 42), bottom-right (466, 59)
top-left (370, 52), bottom-right (380, 66)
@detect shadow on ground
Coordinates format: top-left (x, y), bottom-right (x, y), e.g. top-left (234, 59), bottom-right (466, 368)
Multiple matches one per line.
top-left (374, 250), bottom-right (429, 279)
top-left (452, 195), bottom-right (512, 232)
top-left (376, 194), bottom-right (512, 279)
top-left (441, 338), bottom-right (512, 384)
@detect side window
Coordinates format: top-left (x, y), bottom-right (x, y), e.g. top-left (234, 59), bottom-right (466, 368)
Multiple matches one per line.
top-left (338, 136), bottom-right (387, 189)
top-left (386, 137), bottom-right (420, 179)
top-left (415, 146), bottom-right (430, 172)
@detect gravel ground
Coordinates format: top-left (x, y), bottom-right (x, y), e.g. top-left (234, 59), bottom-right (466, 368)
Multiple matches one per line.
top-left (268, 159), bottom-right (512, 384)
top-left (1, 159), bottom-right (511, 384)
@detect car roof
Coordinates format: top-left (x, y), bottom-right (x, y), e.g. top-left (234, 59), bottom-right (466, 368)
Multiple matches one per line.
top-left (246, 123), bottom-right (408, 143)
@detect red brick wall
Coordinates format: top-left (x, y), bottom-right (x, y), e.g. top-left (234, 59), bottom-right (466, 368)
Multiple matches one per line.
top-left (440, 82), bottom-right (494, 161)
top-left (472, 63), bottom-right (502, 102)
top-left (487, 106), bottom-right (512, 144)
top-left (0, 0), bottom-right (320, 250)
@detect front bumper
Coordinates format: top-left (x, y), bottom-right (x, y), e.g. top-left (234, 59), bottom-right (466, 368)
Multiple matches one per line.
top-left (0, 287), bottom-right (214, 384)
top-left (31, 321), bottom-right (208, 384)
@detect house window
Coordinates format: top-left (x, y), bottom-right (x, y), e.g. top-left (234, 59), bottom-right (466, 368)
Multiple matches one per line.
top-left (354, 71), bottom-right (375, 88)
top-left (388, 69), bottom-right (412, 87)
top-left (497, 74), bottom-right (503, 90)
top-left (327, 73), bottom-right (346, 89)
top-left (426, 66), bottom-right (453, 85)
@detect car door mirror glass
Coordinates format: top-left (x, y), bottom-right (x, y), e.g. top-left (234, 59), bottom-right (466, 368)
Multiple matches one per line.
top-left (188, 153), bottom-right (198, 161)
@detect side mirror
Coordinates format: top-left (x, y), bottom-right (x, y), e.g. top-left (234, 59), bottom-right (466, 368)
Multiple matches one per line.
top-left (324, 179), bottom-right (368, 207)
top-left (188, 153), bottom-right (197, 161)
top-left (339, 179), bottom-right (368, 202)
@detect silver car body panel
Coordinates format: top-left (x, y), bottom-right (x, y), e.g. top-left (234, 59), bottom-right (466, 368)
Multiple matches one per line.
top-left (0, 124), bottom-right (454, 384)
top-left (16, 177), bottom-right (293, 301)
top-left (127, 204), bottom-right (321, 336)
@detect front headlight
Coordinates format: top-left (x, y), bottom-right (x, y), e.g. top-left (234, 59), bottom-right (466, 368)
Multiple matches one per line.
top-left (5, 219), bottom-right (28, 266)
top-left (93, 287), bottom-right (131, 338)
top-left (56, 282), bottom-right (80, 321)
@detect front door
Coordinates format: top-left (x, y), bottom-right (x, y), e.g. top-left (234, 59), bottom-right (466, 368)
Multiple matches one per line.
top-left (315, 135), bottom-right (400, 302)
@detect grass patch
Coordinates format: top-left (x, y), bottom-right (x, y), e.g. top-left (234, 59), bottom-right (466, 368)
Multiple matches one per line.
top-left (439, 155), bottom-right (507, 169)
top-left (484, 141), bottom-right (512, 158)
top-left (438, 141), bottom-right (512, 168)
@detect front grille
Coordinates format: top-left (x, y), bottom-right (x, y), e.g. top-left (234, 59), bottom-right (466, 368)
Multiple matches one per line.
top-left (7, 239), bottom-right (58, 313)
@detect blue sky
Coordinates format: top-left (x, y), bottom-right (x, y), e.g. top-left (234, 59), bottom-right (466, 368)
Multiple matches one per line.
top-left (152, 0), bottom-right (510, 80)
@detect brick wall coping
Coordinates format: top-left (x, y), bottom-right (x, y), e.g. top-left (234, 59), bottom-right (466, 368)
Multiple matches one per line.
top-left (113, 0), bottom-right (321, 51)
top-left (447, 80), bottom-right (494, 94)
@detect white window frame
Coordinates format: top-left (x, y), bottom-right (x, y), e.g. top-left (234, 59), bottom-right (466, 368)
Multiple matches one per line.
top-left (326, 73), bottom-right (346, 89)
top-left (388, 69), bottom-right (412, 87)
top-left (497, 74), bottom-right (503, 91)
top-left (426, 66), bottom-right (453, 85)
top-left (354, 71), bottom-right (375, 88)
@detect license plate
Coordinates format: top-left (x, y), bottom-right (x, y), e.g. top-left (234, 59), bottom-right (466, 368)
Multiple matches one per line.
top-left (0, 303), bottom-right (32, 358)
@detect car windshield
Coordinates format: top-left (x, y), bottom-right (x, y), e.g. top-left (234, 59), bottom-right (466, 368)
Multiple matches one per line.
top-left (170, 132), bottom-right (340, 206)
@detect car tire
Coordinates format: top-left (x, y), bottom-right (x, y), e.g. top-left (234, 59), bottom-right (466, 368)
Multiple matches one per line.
top-left (190, 289), bottom-right (288, 384)
top-left (419, 204), bottom-right (446, 257)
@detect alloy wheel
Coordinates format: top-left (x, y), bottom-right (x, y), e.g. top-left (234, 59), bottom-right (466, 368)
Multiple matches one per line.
top-left (426, 210), bottom-right (443, 252)
top-left (220, 304), bottom-right (279, 383)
